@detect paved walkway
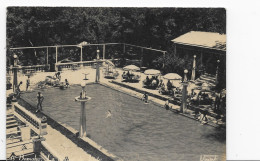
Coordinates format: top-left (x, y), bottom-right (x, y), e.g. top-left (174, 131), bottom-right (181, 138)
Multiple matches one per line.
top-left (43, 125), bottom-right (98, 161)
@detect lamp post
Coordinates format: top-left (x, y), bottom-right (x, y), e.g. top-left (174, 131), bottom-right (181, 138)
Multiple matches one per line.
top-left (75, 82), bottom-right (91, 138)
top-left (13, 54), bottom-right (18, 93)
top-left (216, 60), bottom-right (220, 85)
top-left (191, 55), bottom-right (196, 81)
top-left (181, 69), bottom-right (188, 113)
top-left (95, 50), bottom-right (101, 83)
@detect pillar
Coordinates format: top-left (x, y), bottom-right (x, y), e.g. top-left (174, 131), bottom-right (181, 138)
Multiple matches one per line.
top-left (191, 55), bottom-right (196, 81)
top-left (163, 52), bottom-right (166, 69)
top-left (46, 47), bottom-right (49, 71)
top-left (80, 46), bottom-right (83, 68)
top-left (78, 82), bottom-right (88, 138)
top-left (181, 69), bottom-right (188, 113)
top-left (55, 46), bottom-right (58, 64)
top-left (123, 43), bottom-right (126, 55)
top-left (55, 46), bottom-right (58, 71)
top-left (140, 48), bottom-right (144, 67)
top-left (46, 47), bottom-right (49, 65)
top-left (80, 101), bottom-right (87, 137)
top-left (13, 55), bottom-right (18, 92)
top-left (95, 50), bottom-right (100, 83)
top-left (103, 45), bottom-right (105, 60)
top-left (216, 60), bottom-right (220, 85)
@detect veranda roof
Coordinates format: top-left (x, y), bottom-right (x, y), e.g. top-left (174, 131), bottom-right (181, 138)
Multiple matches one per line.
top-left (172, 31), bottom-right (226, 51)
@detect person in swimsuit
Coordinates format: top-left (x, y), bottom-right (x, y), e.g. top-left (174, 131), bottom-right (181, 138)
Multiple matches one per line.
top-left (36, 92), bottom-right (44, 112)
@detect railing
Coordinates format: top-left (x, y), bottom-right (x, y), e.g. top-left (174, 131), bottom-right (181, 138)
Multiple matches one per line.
top-left (7, 64), bottom-right (50, 75)
top-left (55, 59), bottom-right (124, 71)
top-left (13, 103), bottom-right (47, 136)
top-left (55, 60), bottom-right (97, 71)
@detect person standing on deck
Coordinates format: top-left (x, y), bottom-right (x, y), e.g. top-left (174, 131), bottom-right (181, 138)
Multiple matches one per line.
top-left (36, 92), bottom-right (44, 113)
top-left (26, 76), bottom-right (30, 91)
top-left (16, 81), bottom-right (23, 98)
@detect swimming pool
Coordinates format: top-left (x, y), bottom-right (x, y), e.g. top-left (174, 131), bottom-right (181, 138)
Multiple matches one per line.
top-left (22, 84), bottom-right (225, 161)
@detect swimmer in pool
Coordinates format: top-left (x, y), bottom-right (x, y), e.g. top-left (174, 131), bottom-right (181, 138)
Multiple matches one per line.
top-left (106, 110), bottom-right (112, 118)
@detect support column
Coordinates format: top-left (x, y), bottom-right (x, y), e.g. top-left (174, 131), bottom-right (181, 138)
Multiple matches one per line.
top-left (181, 69), bottom-right (188, 113)
top-left (46, 47), bottom-right (49, 65)
top-left (163, 51), bottom-right (166, 69)
top-left (80, 46), bottom-right (83, 68)
top-left (140, 48), bottom-right (144, 67)
top-left (75, 82), bottom-right (91, 138)
top-left (216, 60), bottom-right (220, 85)
top-left (80, 46), bottom-right (83, 62)
top-left (191, 55), bottom-right (196, 81)
top-left (103, 45), bottom-right (105, 60)
top-left (55, 46), bottom-right (58, 71)
top-left (13, 54), bottom-right (18, 92)
top-left (96, 50), bottom-right (100, 83)
top-left (56, 46), bottom-right (58, 64)
top-left (80, 101), bottom-right (87, 137)
top-left (123, 43), bottom-right (126, 55)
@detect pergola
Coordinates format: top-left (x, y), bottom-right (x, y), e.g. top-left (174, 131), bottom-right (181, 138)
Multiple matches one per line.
top-left (9, 42), bottom-right (166, 67)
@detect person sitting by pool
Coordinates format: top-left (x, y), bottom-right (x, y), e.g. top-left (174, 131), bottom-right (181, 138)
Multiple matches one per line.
top-left (122, 71), bottom-right (126, 79)
top-left (158, 79), bottom-right (163, 88)
top-left (155, 76), bottom-right (159, 87)
top-left (126, 71), bottom-right (131, 80)
top-left (142, 92), bottom-right (149, 103)
top-left (55, 72), bottom-right (61, 81)
top-left (159, 83), bottom-right (166, 94)
top-left (36, 92), bottom-right (44, 113)
top-left (65, 79), bottom-right (70, 88)
top-left (167, 80), bottom-right (173, 91)
top-left (144, 76), bottom-right (150, 86)
top-left (164, 99), bottom-right (171, 110)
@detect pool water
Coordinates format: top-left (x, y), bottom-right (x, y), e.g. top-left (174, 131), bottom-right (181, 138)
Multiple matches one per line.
top-left (23, 84), bottom-right (225, 161)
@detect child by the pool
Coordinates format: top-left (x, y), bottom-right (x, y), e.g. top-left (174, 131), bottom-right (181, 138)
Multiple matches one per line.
top-left (36, 92), bottom-right (44, 113)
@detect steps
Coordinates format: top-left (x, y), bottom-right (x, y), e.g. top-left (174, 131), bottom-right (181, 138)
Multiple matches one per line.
top-left (6, 113), bottom-right (19, 129)
top-left (6, 110), bottom-right (34, 157)
top-left (195, 73), bottom-right (217, 87)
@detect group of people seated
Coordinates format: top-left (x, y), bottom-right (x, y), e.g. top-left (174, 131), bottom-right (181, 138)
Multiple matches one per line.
top-left (122, 71), bottom-right (140, 82)
top-left (143, 76), bottom-right (160, 89)
top-left (44, 72), bottom-right (70, 89)
top-left (158, 80), bottom-right (178, 96)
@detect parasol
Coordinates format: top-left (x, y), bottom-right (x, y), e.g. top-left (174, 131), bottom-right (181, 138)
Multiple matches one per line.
top-left (123, 65), bottom-right (140, 71)
top-left (144, 69), bottom-right (161, 76)
top-left (163, 73), bottom-right (182, 80)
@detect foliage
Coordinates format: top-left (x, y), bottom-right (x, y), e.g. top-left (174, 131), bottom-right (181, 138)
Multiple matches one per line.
top-left (6, 7), bottom-right (226, 66)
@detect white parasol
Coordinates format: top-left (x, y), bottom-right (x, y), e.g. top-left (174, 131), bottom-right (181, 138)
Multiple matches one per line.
top-left (123, 65), bottom-right (140, 71)
top-left (144, 69), bottom-right (161, 76)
